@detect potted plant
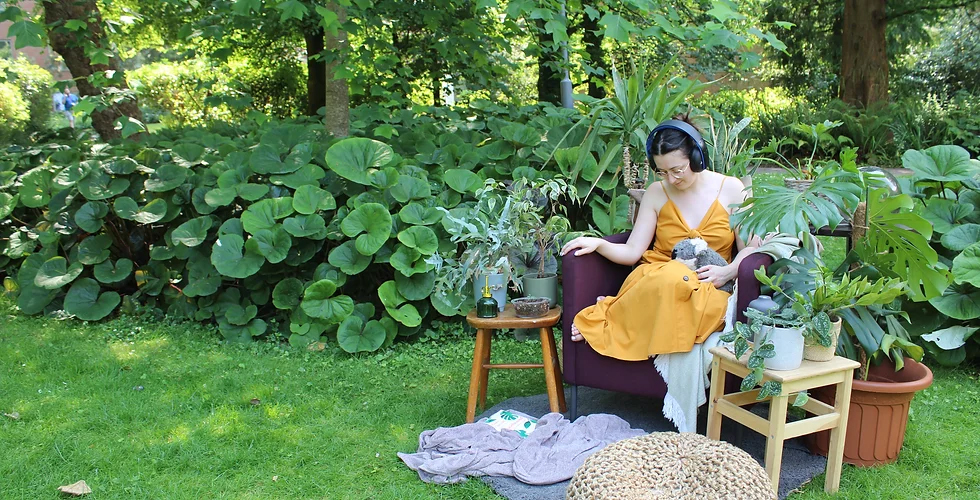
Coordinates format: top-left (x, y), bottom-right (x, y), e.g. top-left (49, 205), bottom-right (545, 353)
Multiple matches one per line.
top-left (428, 180), bottom-right (523, 317)
top-left (720, 302), bottom-right (815, 406)
top-left (759, 244), bottom-right (938, 466)
top-left (760, 247), bottom-right (908, 362)
top-left (509, 177), bottom-right (574, 308)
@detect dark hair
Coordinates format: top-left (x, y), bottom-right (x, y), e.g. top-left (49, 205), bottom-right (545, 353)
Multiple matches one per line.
top-left (647, 113), bottom-right (699, 159)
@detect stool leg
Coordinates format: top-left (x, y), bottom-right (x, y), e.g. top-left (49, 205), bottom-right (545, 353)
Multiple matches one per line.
top-left (539, 327), bottom-right (567, 414)
top-left (466, 328), bottom-right (491, 423)
top-left (478, 328), bottom-right (492, 408)
top-left (825, 372), bottom-right (855, 493)
top-left (764, 393), bottom-right (789, 495)
top-left (706, 356), bottom-right (725, 440)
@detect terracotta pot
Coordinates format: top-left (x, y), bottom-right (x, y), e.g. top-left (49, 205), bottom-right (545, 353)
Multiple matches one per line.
top-left (805, 356), bottom-right (933, 466)
top-left (803, 318), bottom-right (841, 362)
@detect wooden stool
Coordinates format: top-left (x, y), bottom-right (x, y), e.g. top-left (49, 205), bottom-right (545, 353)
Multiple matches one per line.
top-left (707, 346), bottom-right (860, 495)
top-left (464, 304), bottom-right (566, 423)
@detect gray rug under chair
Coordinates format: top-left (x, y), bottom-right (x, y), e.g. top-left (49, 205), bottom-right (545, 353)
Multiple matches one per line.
top-left (478, 386), bottom-right (826, 500)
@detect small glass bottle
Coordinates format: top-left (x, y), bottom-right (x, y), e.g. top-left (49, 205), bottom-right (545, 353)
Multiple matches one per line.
top-left (476, 276), bottom-right (498, 318)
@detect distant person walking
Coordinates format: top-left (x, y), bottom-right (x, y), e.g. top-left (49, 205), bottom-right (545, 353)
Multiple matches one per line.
top-left (52, 87), bottom-right (77, 128)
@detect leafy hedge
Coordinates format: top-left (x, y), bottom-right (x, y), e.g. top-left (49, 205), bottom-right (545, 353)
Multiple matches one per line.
top-left (0, 57), bottom-right (54, 139)
top-left (0, 102), bottom-right (625, 352)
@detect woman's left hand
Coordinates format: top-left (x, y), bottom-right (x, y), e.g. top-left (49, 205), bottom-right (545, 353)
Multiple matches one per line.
top-left (696, 264), bottom-right (735, 288)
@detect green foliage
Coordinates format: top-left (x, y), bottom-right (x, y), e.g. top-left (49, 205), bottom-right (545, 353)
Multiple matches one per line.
top-left (0, 57), bottom-right (54, 132)
top-left (903, 145), bottom-right (980, 366)
top-left (0, 100), bottom-right (607, 353)
top-left (0, 81), bottom-right (30, 142)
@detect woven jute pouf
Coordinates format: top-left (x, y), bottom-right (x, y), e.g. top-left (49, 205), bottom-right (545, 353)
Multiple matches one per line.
top-left (566, 432), bottom-right (775, 500)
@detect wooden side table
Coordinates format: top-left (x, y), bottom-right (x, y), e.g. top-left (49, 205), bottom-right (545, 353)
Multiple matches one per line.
top-left (464, 304), bottom-right (566, 423)
top-left (706, 346), bottom-right (861, 495)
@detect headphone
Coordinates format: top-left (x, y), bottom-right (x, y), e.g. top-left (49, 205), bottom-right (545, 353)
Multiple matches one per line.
top-left (646, 119), bottom-right (709, 172)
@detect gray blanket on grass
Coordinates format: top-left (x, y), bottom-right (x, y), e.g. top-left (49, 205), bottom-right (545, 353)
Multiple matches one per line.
top-left (397, 411), bottom-right (645, 485)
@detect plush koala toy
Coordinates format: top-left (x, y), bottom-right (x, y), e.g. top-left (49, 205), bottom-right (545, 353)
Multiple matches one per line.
top-left (671, 237), bottom-right (735, 293)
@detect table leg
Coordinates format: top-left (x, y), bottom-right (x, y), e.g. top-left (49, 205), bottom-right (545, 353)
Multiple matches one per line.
top-left (764, 393), bottom-right (790, 494)
top-left (466, 328), bottom-right (492, 423)
top-left (706, 355), bottom-right (725, 440)
top-left (825, 372), bottom-right (854, 493)
top-left (539, 327), bottom-right (567, 414)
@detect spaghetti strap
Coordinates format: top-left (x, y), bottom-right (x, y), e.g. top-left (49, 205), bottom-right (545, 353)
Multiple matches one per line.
top-left (715, 177), bottom-right (726, 200)
top-left (661, 180), bottom-right (671, 200)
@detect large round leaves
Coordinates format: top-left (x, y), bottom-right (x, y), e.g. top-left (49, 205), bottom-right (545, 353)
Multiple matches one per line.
top-left (328, 241), bottom-right (372, 275)
top-left (292, 185), bottom-right (336, 214)
top-left (273, 278), bottom-right (304, 309)
top-left (246, 225), bottom-right (292, 263)
top-left (399, 203), bottom-right (443, 225)
top-left (325, 137), bottom-right (393, 186)
top-left (76, 234), bottom-right (112, 265)
top-left (250, 142), bottom-right (312, 175)
top-left (172, 216), bottom-right (214, 247)
top-left (300, 279), bottom-right (354, 324)
top-left (378, 280), bottom-right (421, 327)
top-left (0, 192), bottom-right (17, 220)
top-left (395, 270), bottom-right (435, 301)
top-left (341, 203), bottom-right (392, 255)
top-left (241, 197), bottom-right (294, 234)
top-left (77, 170), bottom-right (130, 201)
top-left (144, 164), bottom-right (189, 192)
top-left (94, 258), bottom-right (134, 284)
top-left (941, 224), bottom-right (980, 252)
top-left (397, 226), bottom-right (439, 255)
top-left (952, 243), bottom-right (980, 288)
top-left (74, 201), bottom-right (109, 233)
top-left (444, 169), bottom-right (483, 194)
top-left (65, 278), bottom-right (121, 321)
top-left (114, 197), bottom-right (168, 224)
top-left (35, 257), bottom-right (83, 289)
top-left (337, 315), bottom-right (387, 353)
top-left (929, 282), bottom-right (980, 320)
top-left (902, 145), bottom-right (980, 183)
top-left (283, 214), bottom-right (327, 239)
top-left (211, 234), bottom-right (264, 278)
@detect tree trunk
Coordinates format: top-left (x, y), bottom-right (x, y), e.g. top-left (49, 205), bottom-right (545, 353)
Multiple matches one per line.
top-left (304, 28), bottom-right (327, 117)
top-left (323, 3), bottom-right (349, 138)
top-left (840, 0), bottom-right (888, 106)
top-left (536, 19), bottom-right (561, 105)
top-left (43, 0), bottom-right (143, 141)
top-left (582, 5), bottom-right (604, 99)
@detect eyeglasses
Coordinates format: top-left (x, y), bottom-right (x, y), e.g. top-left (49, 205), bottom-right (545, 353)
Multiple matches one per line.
top-left (654, 163), bottom-right (690, 179)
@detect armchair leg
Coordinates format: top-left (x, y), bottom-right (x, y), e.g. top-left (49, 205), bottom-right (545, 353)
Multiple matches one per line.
top-left (570, 384), bottom-right (578, 420)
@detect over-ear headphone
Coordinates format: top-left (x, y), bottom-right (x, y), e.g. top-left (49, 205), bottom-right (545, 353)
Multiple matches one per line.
top-left (646, 119), bottom-right (709, 172)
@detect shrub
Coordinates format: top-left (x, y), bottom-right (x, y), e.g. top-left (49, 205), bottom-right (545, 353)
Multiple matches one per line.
top-left (0, 81), bottom-right (30, 142)
top-left (0, 57), bottom-right (54, 133)
top-left (128, 60), bottom-right (240, 126)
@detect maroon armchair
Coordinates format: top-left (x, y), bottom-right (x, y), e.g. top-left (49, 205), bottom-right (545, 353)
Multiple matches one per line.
top-left (560, 232), bottom-right (773, 418)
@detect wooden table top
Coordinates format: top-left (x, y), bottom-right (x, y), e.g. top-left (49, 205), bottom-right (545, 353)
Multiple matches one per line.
top-left (465, 304), bottom-right (562, 329)
top-left (709, 346), bottom-right (860, 383)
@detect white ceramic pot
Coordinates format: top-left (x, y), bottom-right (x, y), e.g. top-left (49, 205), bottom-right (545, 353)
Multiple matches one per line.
top-left (758, 325), bottom-right (804, 371)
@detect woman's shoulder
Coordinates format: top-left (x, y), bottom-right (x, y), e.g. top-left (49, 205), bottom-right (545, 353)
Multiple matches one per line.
top-left (642, 181), bottom-right (669, 209)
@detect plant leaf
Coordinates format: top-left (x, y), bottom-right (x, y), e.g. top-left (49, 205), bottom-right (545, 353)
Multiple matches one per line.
top-left (64, 278), bottom-right (121, 321)
top-left (341, 203), bottom-right (392, 255)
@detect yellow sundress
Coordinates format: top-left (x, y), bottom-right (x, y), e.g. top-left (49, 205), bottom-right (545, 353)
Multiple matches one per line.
top-left (572, 181), bottom-right (735, 360)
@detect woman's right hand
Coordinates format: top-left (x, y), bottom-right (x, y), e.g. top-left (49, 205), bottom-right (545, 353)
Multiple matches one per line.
top-left (560, 236), bottom-right (604, 257)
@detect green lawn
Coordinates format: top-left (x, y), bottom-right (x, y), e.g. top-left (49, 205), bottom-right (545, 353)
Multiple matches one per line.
top-left (1, 297), bottom-right (978, 499)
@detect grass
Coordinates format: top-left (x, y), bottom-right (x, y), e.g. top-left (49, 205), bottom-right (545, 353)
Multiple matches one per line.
top-left (2, 297), bottom-right (978, 499)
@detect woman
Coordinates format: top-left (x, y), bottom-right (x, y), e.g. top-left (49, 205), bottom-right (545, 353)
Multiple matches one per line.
top-left (559, 116), bottom-right (760, 360)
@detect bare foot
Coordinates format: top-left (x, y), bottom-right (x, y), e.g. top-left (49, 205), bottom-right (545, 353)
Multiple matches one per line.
top-left (570, 296), bottom-right (606, 342)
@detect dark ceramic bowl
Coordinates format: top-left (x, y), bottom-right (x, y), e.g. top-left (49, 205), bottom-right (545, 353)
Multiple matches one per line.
top-left (513, 297), bottom-right (550, 318)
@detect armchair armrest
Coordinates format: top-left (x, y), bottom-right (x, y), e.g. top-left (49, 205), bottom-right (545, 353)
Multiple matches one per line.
top-left (561, 232), bottom-right (633, 324)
